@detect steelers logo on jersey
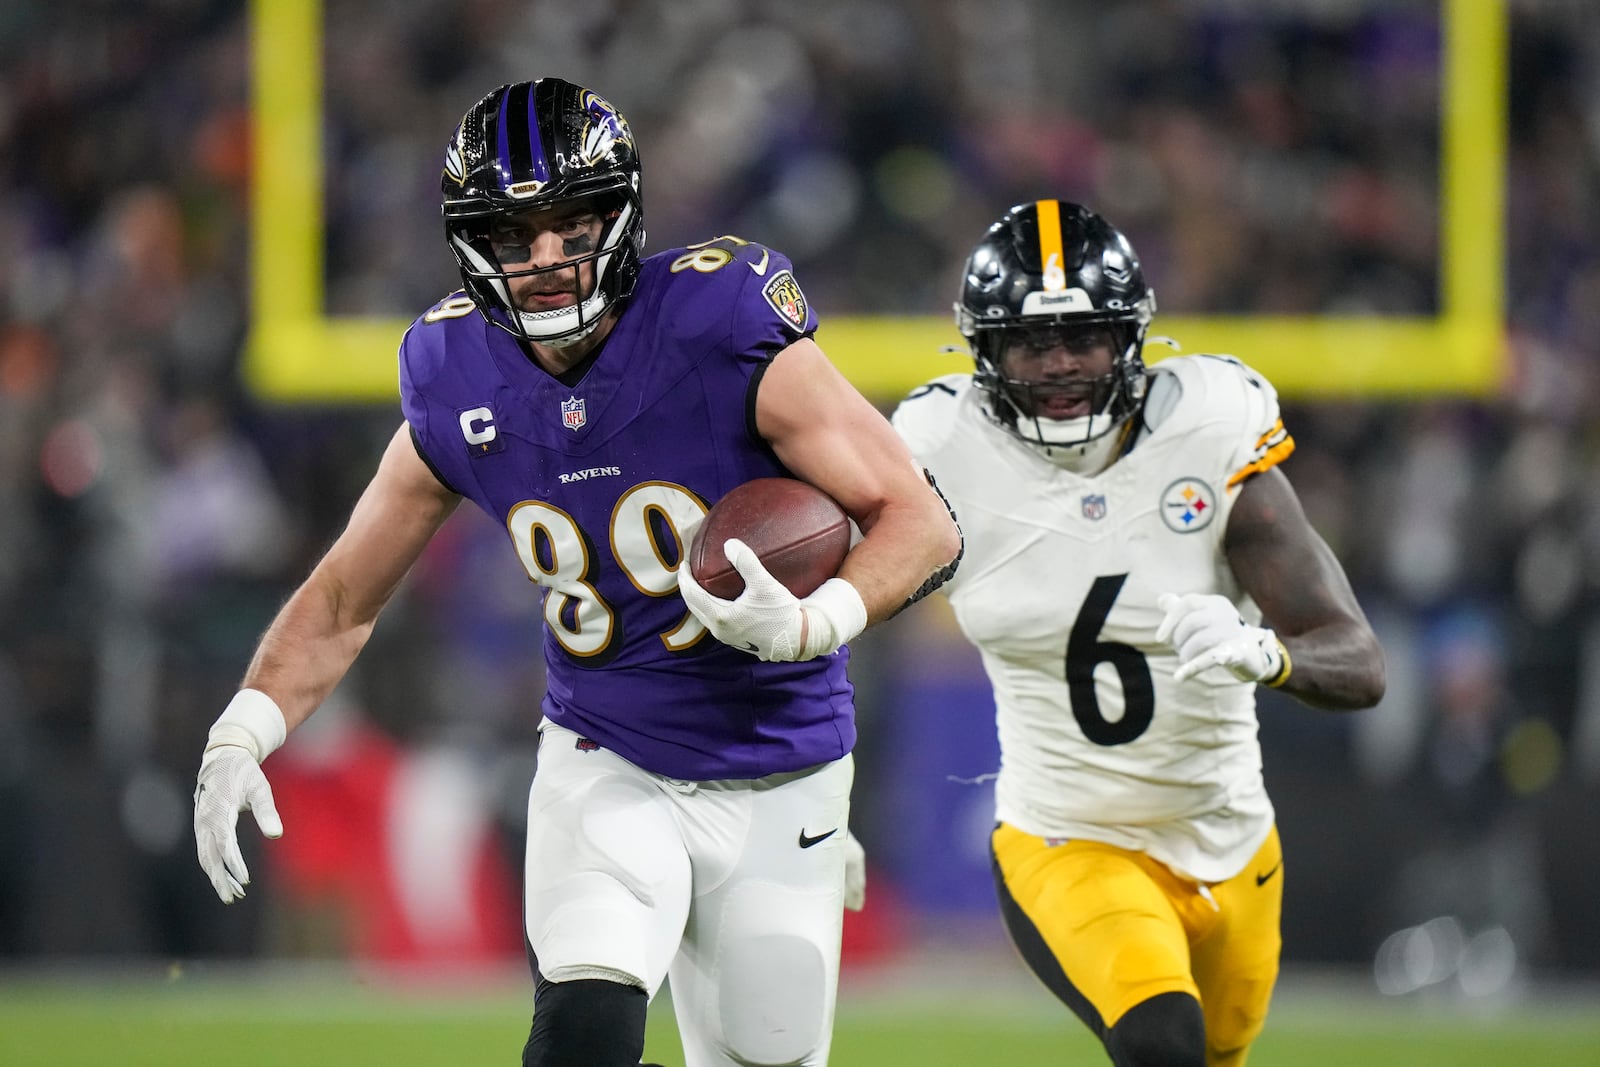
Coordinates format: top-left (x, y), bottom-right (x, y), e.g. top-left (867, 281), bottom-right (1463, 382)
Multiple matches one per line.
top-left (1160, 477), bottom-right (1216, 533)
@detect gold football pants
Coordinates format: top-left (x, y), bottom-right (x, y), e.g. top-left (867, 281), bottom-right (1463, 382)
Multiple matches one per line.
top-left (991, 823), bottom-right (1283, 1067)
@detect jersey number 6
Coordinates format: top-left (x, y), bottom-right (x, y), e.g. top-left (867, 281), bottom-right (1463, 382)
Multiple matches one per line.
top-left (1066, 574), bottom-right (1155, 746)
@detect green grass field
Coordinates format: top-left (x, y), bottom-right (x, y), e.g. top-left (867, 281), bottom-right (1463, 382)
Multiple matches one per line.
top-left (2, 964), bottom-right (1596, 1066)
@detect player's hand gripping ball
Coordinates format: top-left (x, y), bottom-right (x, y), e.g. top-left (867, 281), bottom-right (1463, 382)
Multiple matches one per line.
top-left (688, 478), bottom-right (851, 599)
top-left (678, 478), bottom-right (864, 663)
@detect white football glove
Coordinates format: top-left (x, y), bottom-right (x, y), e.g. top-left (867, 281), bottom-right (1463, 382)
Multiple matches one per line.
top-left (1156, 593), bottom-right (1290, 686)
top-left (843, 829), bottom-right (867, 912)
top-left (193, 690), bottom-right (287, 903)
top-left (678, 538), bottom-right (867, 663)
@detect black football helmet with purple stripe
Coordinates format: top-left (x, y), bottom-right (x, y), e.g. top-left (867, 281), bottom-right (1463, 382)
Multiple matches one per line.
top-left (442, 79), bottom-right (645, 346)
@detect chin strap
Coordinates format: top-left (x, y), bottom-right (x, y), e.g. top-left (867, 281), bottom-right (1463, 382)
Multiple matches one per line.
top-left (516, 288), bottom-right (612, 347)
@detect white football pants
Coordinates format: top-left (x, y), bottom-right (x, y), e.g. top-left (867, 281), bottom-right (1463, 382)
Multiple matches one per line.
top-left (525, 720), bottom-right (854, 1066)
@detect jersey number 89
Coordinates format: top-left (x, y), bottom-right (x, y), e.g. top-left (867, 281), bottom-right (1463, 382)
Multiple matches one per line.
top-left (506, 482), bottom-right (709, 658)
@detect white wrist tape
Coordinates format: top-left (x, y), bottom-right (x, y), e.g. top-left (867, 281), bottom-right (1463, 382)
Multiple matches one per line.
top-left (204, 688), bottom-right (288, 764)
top-left (799, 577), bottom-right (869, 660)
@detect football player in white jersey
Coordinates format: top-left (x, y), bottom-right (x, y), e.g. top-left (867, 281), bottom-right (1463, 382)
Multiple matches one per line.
top-left (891, 200), bottom-right (1385, 1067)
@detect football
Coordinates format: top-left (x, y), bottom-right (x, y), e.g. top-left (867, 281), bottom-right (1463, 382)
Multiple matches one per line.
top-left (687, 478), bottom-right (851, 600)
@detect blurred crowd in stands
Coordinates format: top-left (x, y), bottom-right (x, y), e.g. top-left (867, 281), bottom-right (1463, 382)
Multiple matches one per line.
top-left (1, 0), bottom-right (1598, 995)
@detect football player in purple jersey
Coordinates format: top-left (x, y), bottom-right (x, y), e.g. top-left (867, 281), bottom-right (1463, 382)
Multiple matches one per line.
top-left (191, 79), bottom-right (960, 1067)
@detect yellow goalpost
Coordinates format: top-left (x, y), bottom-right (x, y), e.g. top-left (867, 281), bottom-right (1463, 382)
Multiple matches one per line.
top-left (244, 0), bottom-right (1507, 403)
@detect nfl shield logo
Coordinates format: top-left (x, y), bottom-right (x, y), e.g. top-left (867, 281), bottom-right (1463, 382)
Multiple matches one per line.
top-left (1082, 494), bottom-right (1107, 521)
top-left (561, 395), bottom-right (586, 431)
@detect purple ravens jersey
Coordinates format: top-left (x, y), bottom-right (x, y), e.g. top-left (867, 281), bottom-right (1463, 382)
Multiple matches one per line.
top-left (399, 238), bottom-right (854, 780)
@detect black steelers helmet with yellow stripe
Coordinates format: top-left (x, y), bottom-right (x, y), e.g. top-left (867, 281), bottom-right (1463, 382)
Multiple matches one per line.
top-left (956, 200), bottom-right (1156, 446)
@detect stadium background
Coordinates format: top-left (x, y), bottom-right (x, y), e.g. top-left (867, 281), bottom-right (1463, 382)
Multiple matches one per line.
top-left (1, 0), bottom-right (1599, 1059)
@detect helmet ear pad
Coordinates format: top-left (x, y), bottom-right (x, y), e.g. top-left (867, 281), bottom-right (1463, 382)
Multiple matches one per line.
top-left (439, 78), bottom-right (646, 345)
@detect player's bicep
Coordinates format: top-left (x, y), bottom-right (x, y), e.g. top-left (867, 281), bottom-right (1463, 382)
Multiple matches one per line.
top-left (312, 423), bottom-right (462, 624)
top-left (1223, 466), bottom-right (1362, 639)
top-left (754, 338), bottom-right (924, 526)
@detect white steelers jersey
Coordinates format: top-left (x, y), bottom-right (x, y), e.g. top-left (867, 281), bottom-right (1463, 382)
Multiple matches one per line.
top-left (892, 353), bottom-right (1295, 884)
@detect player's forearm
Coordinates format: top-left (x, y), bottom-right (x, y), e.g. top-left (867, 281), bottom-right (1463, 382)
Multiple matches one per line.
top-left (239, 573), bottom-right (386, 733)
top-left (841, 498), bottom-right (962, 625)
top-left (1275, 622), bottom-right (1386, 711)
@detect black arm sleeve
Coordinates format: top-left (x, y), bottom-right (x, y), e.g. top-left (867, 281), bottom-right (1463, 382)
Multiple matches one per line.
top-left (898, 469), bottom-right (963, 613)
